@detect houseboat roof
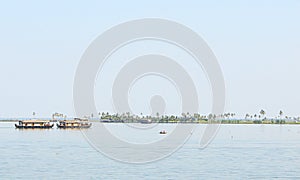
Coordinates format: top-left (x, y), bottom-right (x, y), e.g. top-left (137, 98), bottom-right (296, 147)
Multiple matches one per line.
top-left (59, 118), bottom-right (89, 122)
top-left (20, 119), bottom-right (50, 123)
top-left (60, 120), bottom-right (81, 123)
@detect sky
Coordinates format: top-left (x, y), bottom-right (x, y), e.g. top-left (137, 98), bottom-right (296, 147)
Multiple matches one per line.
top-left (0, 0), bottom-right (300, 118)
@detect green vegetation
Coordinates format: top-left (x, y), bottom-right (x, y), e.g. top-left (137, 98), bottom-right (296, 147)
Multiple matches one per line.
top-left (3, 110), bottom-right (297, 124)
top-left (94, 109), bottom-right (300, 124)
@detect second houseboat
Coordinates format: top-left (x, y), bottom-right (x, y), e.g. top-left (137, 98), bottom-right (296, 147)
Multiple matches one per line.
top-left (57, 118), bottom-right (92, 128)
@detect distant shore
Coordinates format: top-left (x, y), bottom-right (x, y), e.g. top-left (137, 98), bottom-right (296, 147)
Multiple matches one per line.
top-left (1, 119), bottom-right (300, 125)
top-left (2, 110), bottom-right (298, 125)
top-left (0, 120), bottom-right (19, 122)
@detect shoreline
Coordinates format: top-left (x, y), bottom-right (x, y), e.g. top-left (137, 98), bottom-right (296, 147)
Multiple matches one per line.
top-left (1, 120), bottom-right (300, 125)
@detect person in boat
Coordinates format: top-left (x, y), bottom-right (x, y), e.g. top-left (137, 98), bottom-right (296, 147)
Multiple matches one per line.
top-left (160, 130), bottom-right (167, 134)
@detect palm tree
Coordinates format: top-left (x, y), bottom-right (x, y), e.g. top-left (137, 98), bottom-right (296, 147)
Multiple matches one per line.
top-left (245, 114), bottom-right (250, 119)
top-left (213, 114), bottom-right (217, 120)
top-left (279, 110), bottom-right (283, 119)
top-left (230, 113), bottom-right (235, 119)
top-left (208, 114), bottom-right (213, 120)
top-left (224, 113), bottom-right (229, 119)
top-left (260, 109), bottom-right (265, 116)
top-left (32, 112), bottom-right (36, 119)
top-left (260, 109), bottom-right (266, 119)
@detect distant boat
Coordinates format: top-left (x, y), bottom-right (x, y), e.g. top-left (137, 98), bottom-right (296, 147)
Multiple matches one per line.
top-left (100, 119), bottom-right (124, 123)
top-left (57, 118), bottom-right (92, 128)
top-left (15, 120), bottom-right (54, 129)
top-left (139, 119), bottom-right (152, 124)
top-left (159, 130), bottom-right (167, 134)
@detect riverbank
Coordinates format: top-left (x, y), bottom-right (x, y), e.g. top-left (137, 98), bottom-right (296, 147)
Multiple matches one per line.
top-left (1, 119), bottom-right (300, 125)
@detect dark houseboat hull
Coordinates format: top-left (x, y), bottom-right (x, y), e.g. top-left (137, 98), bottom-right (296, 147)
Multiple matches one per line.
top-left (15, 124), bottom-right (54, 129)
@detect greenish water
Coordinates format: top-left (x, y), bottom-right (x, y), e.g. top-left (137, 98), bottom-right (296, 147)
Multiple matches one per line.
top-left (1, 122), bottom-right (300, 179)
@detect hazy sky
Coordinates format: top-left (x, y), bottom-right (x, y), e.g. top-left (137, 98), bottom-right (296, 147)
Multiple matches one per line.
top-left (0, 1), bottom-right (299, 118)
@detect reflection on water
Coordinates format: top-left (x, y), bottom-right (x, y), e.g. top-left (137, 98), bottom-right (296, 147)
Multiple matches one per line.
top-left (1, 122), bottom-right (300, 179)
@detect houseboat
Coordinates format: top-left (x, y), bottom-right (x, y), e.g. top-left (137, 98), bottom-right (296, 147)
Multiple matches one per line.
top-left (159, 130), bottom-right (167, 134)
top-left (139, 119), bottom-right (152, 124)
top-left (15, 120), bottom-right (54, 129)
top-left (57, 118), bottom-right (92, 128)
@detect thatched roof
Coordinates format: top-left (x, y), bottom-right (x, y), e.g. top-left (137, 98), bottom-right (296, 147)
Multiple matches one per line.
top-left (20, 119), bottom-right (50, 123)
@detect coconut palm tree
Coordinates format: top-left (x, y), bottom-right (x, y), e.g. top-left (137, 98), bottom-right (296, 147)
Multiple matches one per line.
top-left (260, 109), bottom-right (266, 119)
top-left (245, 114), bottom-right (250, 119)
top-left (230, 113), bottom-right (235, 119)
top-left (208, 114), bottom-right (213, 120)
top-left (279, 110), bottom-right (283, 119)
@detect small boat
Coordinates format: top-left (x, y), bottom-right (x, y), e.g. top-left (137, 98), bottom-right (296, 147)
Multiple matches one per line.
top-left (159, 130), bottom-right (167, 134)
top-left (139, 119), bottom-right (152, 124)
top-left (100, 119), bottom-right (124, 123)
top-left (15, 120), bottom-right (54, 129)
top-left (57, 118), bottom-right (92, 128)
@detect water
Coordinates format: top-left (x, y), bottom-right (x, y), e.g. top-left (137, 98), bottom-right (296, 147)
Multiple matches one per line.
top-left (1, 122), bottom-right (300, 179)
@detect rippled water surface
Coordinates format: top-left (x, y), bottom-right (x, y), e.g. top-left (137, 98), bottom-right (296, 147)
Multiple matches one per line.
top-left (1, 122), bottom-right (300, 179)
